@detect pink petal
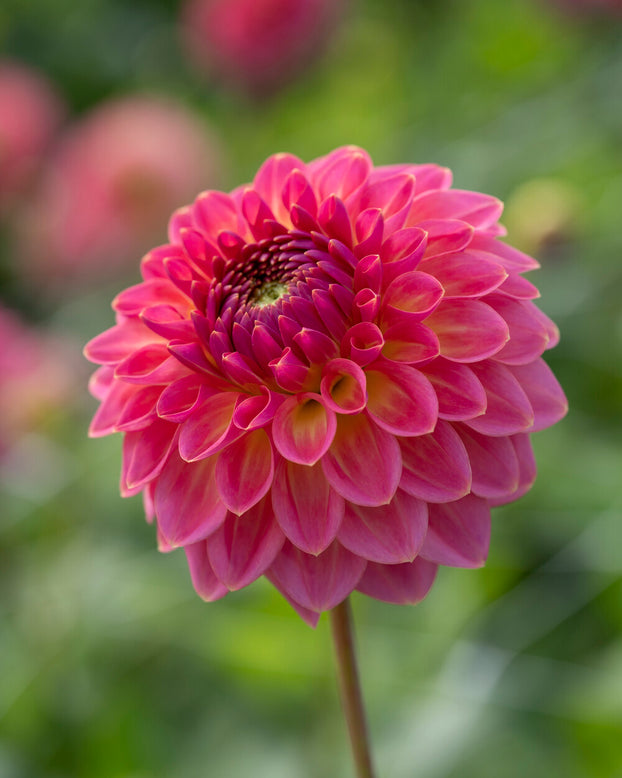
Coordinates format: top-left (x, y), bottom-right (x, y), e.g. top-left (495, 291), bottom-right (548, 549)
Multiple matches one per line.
top-left (469, 235), bottom-right (540, 272)
top-left (88, 379), bottom-right (136, 437)
top-left (380, 227), bottom-right (427, 286)
top-left (321, 413), bottom-right (401, 506)
top-left (320, 358), bottom-right (367, 414)
top-left (340, 322), bottom-right (384, 367)
top-left (232, 388), bottom-right (284, 431)
top-left (510, 359), bottom-right (568, 432)
top-left (465, 361), bottom-right (534, 436)
top-left (318, 195), bottom-right (353, 247)
top-left (356, 557), bottom-right (438, 605)
top-left (207, 496), bottom-right (285, 590)
top-left (253, 153), bottom-right (307, 224)
top-left (408, 189), bottom-right (503, 229)
top-left (178, 392), bottom-right (242, 461)
top-left (381, 271), bottom-right (445, 325)
top-left (156, 375), bottom-right (205, 423)
top-left (420, 219), bottom-right (474, 258)
top-left (489, 433), bottom-right (537, 507)
top-left (114, 343), bottom-right (171, 383)
top-left (399, 420), bottom-right (472, 503)
top-left (457, 426), bottom-right (520, 499)
top-left (366, 360), bottom-right (438, 436)
top-left (272, 393), bottom-right (337, 465)
top-left (84, 319), bottom-right (159, 365)
top-left (419, 358), bottom-right (487, 421)
top-left (419, 494), bottom-right (491, 568)
top-left (266, 540), bottom-right (367, 613)
top-left (112, 279), bottom-right (189, 316)
top-left (311, 146), bottom-right (372, 202)
top-left (338, 489), bottom-right (428, 564)
top-left (193, 190), bottom-right (241, 239)
top-left (184, 543), bottom-right (229, 601)
top-left (121, 419), bottom-right (177, 491)
top-left (381, 320), bottom-right (440, 365)
top-left (116, 385), bottom-right (161, 431)
top-left (214, 429), bottom-right (274, 515)
top-left (421, 251), bottom-right (507, 298)
top-left (487, 295), bottom-right (551, 365)
top-left (272, 459), bottom-right (345, 554)
top-left (424, 299), bottom-right (509, 362)
top-left (154, 450), bottom-right (227, 547)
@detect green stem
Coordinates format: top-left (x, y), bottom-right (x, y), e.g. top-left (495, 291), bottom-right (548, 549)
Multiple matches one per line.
top-left (329, 598), bottom-right (376, 778)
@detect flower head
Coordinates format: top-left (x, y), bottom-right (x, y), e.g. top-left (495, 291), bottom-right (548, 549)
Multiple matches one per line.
top-left (19, 96), bottom-right (220, 285)
top-left (181, 0), bottom-right (344, 96)
top-left (85, 146), bottom-right (567, 626)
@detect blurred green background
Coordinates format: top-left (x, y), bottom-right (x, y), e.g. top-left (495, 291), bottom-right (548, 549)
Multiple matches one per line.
top-left (1, 0), bottom-right (621, 776)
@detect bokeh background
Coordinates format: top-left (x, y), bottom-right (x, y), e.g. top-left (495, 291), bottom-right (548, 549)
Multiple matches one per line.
top-left (1, 0), bottom-right (621, 775)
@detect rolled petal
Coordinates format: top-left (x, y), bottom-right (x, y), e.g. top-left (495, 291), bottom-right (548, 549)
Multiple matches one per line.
top-left (155, 450), bottom-right (227, 547)
top-left (266, 541), bottom-right (367, 613)
top-left (215, 429), bottom-right (274, 515)
top-left (419, 494), bottom-right (490, 568)
top-left (424, 299), bottom-right (509, 362)
top-left (272, 459), bottom-right (345, 554)
top-left (121, 419), bottom-right (177, 492)
top-left (184, 543), bottom-right (229, 602)
top-left (321, 413), bottom-right (402, 506)
top-left (272, 393), bottom-right (337, 465)
top-left (207, 496), bottom-right (285, 590)
top-left (457, 426), bottom-right (520, 499)
top-left (356, 557), bottom-right (438, 605)
top-left (156, 375), bottom-right (205, 422)
top-left (320, 358), bottom-right (367, 414)
top-left (465, 361), bottom-right (534, 436)
top-left (366, 361), bottom-right (438, 436)
top-left (338, 490), bottom-right (428, 563)
top-left (419, 358), bottom-right (487, 421)
top-left (509, 359), bottom-right (568, 431)
top-left (399, 420), bottom-right (471, 503)
top-left (178, 392), bottom-right (242, 461)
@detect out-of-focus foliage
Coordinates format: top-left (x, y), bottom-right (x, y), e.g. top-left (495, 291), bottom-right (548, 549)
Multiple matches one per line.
top-left (1, 0), bottom-right (621, 776)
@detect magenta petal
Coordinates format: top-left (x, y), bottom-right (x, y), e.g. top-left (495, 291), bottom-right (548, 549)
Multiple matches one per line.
top-left (121, 419), bottom-right (177, 491)
top-left (420, 358), bottom-right (487, 421)
top-left (84, 319), bottom-right (158, 365)
top-left (381, 271), bottom-right (445, 324)
top-left (399, 420), bottom-right (472, 503)
top-left (156, 375), bottom-right (204, 422)
top-left (489, 433), bottom-right (537, 506)
top-left (419, 494), bottom-right (491, 568)
top-left (155, 450), bottom-right (227, 547)
top-left (420, 219), bottom-right (474, 258)
top-left (321, 413), bottom-right (401, 506)
top-left (214, 429), bottom-right (274, 515)
top-left (184, 542), bottom-right (229, 601)
top-left (425, 299), bottom-right (509, 362)
top-left (272, 459), bottom-right (345, 554)
top-left (356, 557), bottom-right (438, 605)
top-left (487, 295), bottom-right (551, 365)
top-left (266, 541), bottom-right (367, 613)
top-left (178, 393), bottom-right (242, 461)
top-left (207, 496), bottom-right (285, 590)
top-left (338, 489), bottom-right (428, 563)
top-left (320, 358), bottom-right (367, 415)
top-left (509, 359), bottom-right (568, 432)
top-left (409, 189), bottom-right (503, 229)
top-left (253, 152), bottom-right (306, 223)
top-left (88, 380), bottom-right (136, 437)
top-left (421, 251), bottom-right (507, 298)
top-left (272, 393), bottom-right (337, 465)
top-left (457, 426), bottom-right (520, 499)
top-left (366, 361), bottom-right (438, 436)
top-left (381, 321), bottom-right (440, 365)
top-left (116, 385), bottom-right (161, 431)
top-left (465, 361), bottom-right (535, 436)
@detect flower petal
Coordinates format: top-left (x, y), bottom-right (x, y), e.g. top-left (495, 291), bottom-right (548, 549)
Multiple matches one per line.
top-left (184, 543), bottom-right (229, 602)
top-left (322, 413), bottom-right (402, 506)
top-left (338, 489), bottom-right (428, 563)
top-left (121, 419), bottom-right (177, 492)
top-left (457, 426), bottom-right (520, 499)
top-left (366, 361), bottom-right (438, 436)
top-left (465, 361), bottom-right (534, 436)
top-left (424, 299), bottom-right (509, 362)
top-left (419, 358), bottom-right (487, 421)
top-left (421, 251), bottom-right (507, 298)
top-left (266, 541), bottom-right (366, 613)
top-left (272, 393), bottom-right (337, 465)
top-left (272, 459), bottom-right (345, 554)
top-left (356, 557), bottom-right (438, 605)
top-left (178, 392), bottom-right (242, 461)
top-left (509, 359), bottom-right (568, 432)
top-left (320, 358), bottom-right (367, 414)
top-left (419, 494), bottom-right (490, 568)
top-left (155, 450), bottom-right (227, 547)
top-left (215, 429), bottom-right (274, 515)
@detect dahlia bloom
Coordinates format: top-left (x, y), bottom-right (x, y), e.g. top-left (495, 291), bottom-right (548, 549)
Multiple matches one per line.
top-left (19, 96), bottom-right (220, 284)
top-left (181, 0), bottom-right (343, 96)
top-left (0, 61), bottom-right (64, 211)
top-left (85, 146), bottom-right (567, 626)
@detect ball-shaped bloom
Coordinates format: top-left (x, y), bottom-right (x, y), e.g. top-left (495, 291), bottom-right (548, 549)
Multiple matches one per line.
top-left (0, 61), bottom-right (64, 211)
top-left (181, 0), bottom-right (344, 96)
top-left (18, 96), bottom-right (220, 285)
top-left (85, 146), bottom-right (567, 626)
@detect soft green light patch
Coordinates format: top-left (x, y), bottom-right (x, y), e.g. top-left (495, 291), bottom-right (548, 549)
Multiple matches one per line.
top-left (251, 281), bottom-right (288, 307)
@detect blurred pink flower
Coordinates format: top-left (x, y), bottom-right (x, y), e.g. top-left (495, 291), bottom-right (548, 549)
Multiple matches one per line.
top-left (181, 0), bottom-right (344, 95)
top-left (85, 146), bottom-right (567, 626)
top-left (19, 96), bottom-right (220, 286)
top-left (0, 305), bottom-right (75, 456)
top-left (0, 61), bottom-right (64, 211)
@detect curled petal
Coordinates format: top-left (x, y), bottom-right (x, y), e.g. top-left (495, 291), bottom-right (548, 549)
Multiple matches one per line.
top-left (178, 393), bottom-right (242, 461)
top-left (457, 426), bottom-right (520, 499)
top-left (121, 419), bottom-right (177, 492)
top-left (207, 496), bottom-right (285, 590)
top-left (272, 393), bottom-right (336, 465)
top-left (116, 385), bottom-right (161, 431)
top-left (233, 388), bottom-right (284, 430)
top-left (215, 429), bottom-right (274, 515)
top-left (400, 420), bottom-right (472, 503)
top-left (356, 557), bottom-right (438, 605)
top-left (184, 543), bottom-right (229, 602)
top-left (338, 490), bottom-right (428, 564)
top-left (425, 299), bottom-right (509, 362)
top-left (266, 541), bottom-right (367, 613)
top-left (157, 375), bottom-right (205, 423)
top-left (272, 460), bottom-right (345, 555)
top-left (318, 194), bottom-right (353, 247)
top-left (420, 219), bottom-right (474, 258)
top-left (380, 227), bottom-right (427, 286)
top-left (366, 361), bottom-right (438, 436)
top-left (193, 190), bottom-right (241, 240)
top-left (509, 359), bottom-right (568, 432)
top-left (341, 322), bottom-right (384, 366)
top-left (322, 413), bottom-right (401, 506)
top-left (253, 152), bottom-right (306, 223)
top-left (490, 433), bottom-right (537, 507)
top-left (320, 358), bottom-right (367, 414)
top-left (420, 494), bottom-right (491, 568)
top-left (155, 450), bottom-right (227, 547)
top-left (381, 271), bottom-right (444, 325)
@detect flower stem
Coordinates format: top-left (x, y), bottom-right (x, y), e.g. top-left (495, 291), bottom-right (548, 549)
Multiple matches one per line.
top-left (329, 598), bottom-right (376, 778)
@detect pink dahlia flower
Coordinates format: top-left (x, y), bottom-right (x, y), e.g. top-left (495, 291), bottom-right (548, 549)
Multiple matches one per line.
top-left (0, 61), bottom-right (64, 211)
top-left (85, 146), bottom-right (567, 626)
top-left (181, 0), bottom-right (343, 96)
top-left (19, 96), bottom-right (220, 284)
